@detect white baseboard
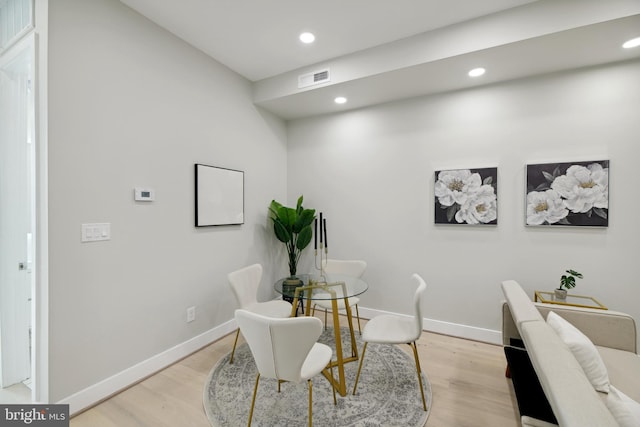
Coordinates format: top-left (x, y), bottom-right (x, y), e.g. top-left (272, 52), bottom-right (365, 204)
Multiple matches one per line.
top-left (422, 317), bottom-right (502, 344)
top-left (59, 319), bottom-right (237, 416)
top-left (358, 307), bottom-right (501, 345)
top-left (61, 306), bottom-right (500, 415)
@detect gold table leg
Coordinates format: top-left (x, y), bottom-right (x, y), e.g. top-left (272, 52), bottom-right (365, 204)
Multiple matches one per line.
top-left (290, 283), bottom-right (360, 397)
top-left (320, 296), bottom-right (360, 396)
top-left (343, 297), bottom-right (358, 359)
top-left (326, 297), bottom-right (347, 395)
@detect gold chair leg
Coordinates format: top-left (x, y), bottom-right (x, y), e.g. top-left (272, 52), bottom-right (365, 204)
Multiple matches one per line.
top-left (355, 304), bottom-right (361, 335)
top-left (330, 363), bottom-right (337, 405)
top-left (307, 379), bottom-right (313, 427)
top-left (409, 341), bottom-right (427, 411)
top-left (248, 373), bottom-right (260, 427)
top-left (352, 342), bottom-right (368, 395)
top-left (230, 329), bottom-right (240, 364)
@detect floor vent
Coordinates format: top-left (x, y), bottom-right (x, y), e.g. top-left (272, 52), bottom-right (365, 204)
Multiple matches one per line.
top-left (298, 68), bottom-right (330, 88)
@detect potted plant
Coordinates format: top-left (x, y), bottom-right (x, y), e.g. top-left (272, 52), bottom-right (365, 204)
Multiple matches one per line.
top-left (269, 196), bottom-right (316, 284)
top-left (555, 269), bottom-right (583, 300)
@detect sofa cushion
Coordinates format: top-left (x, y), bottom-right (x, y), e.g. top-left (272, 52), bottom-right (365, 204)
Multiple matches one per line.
top-left (598, 345), bottom-right (640, 402)
top-left (547, 311), bottom-right (610, 393)
top-left (520, 321), bottom-right (618, 426)
top-left (606, 385), bottom-right (640, 427)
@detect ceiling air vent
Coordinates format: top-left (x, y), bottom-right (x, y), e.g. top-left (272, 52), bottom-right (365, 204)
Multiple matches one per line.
top-left (298, 68), bottom-right (330, 88)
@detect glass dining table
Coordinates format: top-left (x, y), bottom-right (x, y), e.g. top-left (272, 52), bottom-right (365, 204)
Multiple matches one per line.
top-left (274, 273), bottom-right (368, 396)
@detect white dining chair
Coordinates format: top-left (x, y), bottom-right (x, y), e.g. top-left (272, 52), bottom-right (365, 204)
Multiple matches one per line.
top-left (352, 273), bottom-right (428, 411)
top-left (312, 259), bottom-right (367, 334)
top-left (228, 263), bottom-right (292, 364)
top-left (235, 309), bottom-right (336, 427)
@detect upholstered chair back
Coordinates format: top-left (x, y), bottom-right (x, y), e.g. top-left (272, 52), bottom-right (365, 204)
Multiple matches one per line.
top-left (228, 263), bottom-right (262, 309)
top-left (235, 309), bottom-right (323, 383)
top-left (323, 259), bottom-right (367, 278)
top-left (411, 274), bottom-right (427, 340)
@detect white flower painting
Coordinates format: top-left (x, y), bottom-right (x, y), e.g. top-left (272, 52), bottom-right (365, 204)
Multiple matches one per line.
top-left (526, 161), bottom-right (609, 226)
top-left (435, 167), bottom-right (497, 225)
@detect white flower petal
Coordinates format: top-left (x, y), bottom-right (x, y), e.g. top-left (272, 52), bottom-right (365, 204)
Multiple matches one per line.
top-left (550, 164), bottom-right (608, 214)
top-left (435, 169), bottom-right (479, 207)
top-left (527, 190), bottom-right (568, 225)
top-left (456, 184), bottom-right (497, 224)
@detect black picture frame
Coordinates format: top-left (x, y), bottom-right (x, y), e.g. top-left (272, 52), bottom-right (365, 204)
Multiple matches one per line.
top-left (525, 160), bottom-right (609, 227)
top-left (434, 167), bottom-right (498, 225)
top-left (195, 163), bottom-right (244, 227)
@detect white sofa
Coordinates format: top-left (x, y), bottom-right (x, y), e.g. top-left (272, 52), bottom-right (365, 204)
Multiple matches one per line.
top-left (501, 280), bottom-right (640, 426)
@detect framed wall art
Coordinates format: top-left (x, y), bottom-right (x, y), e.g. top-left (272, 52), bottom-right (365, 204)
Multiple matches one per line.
top-left (525, 160), bottom-right (609, 227)
top-left (195, 163), bottom-right (244, 227)
top-left (434, 167), bottom-right (497, 225)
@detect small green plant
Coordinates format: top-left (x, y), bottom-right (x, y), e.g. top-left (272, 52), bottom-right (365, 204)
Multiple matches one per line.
top-left (269, 196), bottom-right (316, 278)
top-left (558, 269), bottom-right (583, 291)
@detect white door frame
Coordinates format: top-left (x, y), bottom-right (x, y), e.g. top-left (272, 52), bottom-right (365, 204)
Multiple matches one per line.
top-left (0, 0), bottom-right (48, 403)
top-left (33, 0), bottom-right (50, 403)
top-left (0, 32), bottom-right (34, 390)
top-left (0, 13), bottom-right (48, 401)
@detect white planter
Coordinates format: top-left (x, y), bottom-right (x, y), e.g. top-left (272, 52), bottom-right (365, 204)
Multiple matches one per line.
top-left (554, 289), bottom-right (567, 300)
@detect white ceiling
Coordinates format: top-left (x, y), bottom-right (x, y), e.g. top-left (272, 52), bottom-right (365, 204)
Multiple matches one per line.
top-left (119, 0), bottom-right (640, 119)
top-left (119, 0), bottom-right (538, 81)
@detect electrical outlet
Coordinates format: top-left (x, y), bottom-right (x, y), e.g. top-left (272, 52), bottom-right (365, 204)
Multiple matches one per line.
top-left (187, 306), bottom-right (196, 323)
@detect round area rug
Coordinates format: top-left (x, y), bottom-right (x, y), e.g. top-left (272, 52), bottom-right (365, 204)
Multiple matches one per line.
top-left (203, 327), bottom-right (431, 427)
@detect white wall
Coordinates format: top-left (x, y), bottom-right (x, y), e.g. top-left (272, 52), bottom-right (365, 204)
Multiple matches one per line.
top-left (47, 0), bottom-right (287, 402)
top-left (288, 59), bottom-right (640, 342)
top-left (43, 0), bottom-right (640, 407)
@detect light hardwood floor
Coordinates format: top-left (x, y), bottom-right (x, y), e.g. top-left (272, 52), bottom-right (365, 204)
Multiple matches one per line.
top-left (0, 382), bottom-right (32, 404)
top-left (71, 318), bottom-right (520, 427)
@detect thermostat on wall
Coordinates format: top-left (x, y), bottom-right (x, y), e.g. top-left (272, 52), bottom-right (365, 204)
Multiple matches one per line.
top-left (134, 187), bottom-right (155, 201)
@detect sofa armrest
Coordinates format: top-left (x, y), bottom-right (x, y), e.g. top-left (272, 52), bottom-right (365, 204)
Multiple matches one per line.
top-left (504, 345), bottom-right (557, 424)
top-left (502, 280), bottom-right (545, 326)
top-left (521, 416), bottom-right (558, 427)
top-left (521, 321), bottom-right (618, 427)
top-left (502, 302), bottom-right (521, 346)
top-left (501, 280), bottom-right (637, 354)
top-left (534, 303), bottom-right (637, 354)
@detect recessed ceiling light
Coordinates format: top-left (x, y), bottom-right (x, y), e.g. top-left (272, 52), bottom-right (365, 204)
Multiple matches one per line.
top-left (334, 96), bottom-right (347, 104)
top-left (468, 67), bottom-right (486, 77)
top-left (622, 37), bottom-right (640, 49)
top-left (299, 32), bottom-right (315, 44)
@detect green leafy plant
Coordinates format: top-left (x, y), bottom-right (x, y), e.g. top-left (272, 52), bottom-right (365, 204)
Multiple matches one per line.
top-left (269, 196), bottom-right (316, 277)
top-left (558, 269), bottom-right (583, 291)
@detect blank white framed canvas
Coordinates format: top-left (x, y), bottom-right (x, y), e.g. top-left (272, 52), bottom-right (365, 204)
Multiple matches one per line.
top-left (195, 164), bottom-right (244, 227)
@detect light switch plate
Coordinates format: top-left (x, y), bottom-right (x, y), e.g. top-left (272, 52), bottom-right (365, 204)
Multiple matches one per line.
top-left (82, 223), bottom-right (111, 242)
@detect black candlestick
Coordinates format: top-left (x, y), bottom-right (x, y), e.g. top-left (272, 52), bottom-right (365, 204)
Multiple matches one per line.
top-left (323, 218), bottom-right (328, 249)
